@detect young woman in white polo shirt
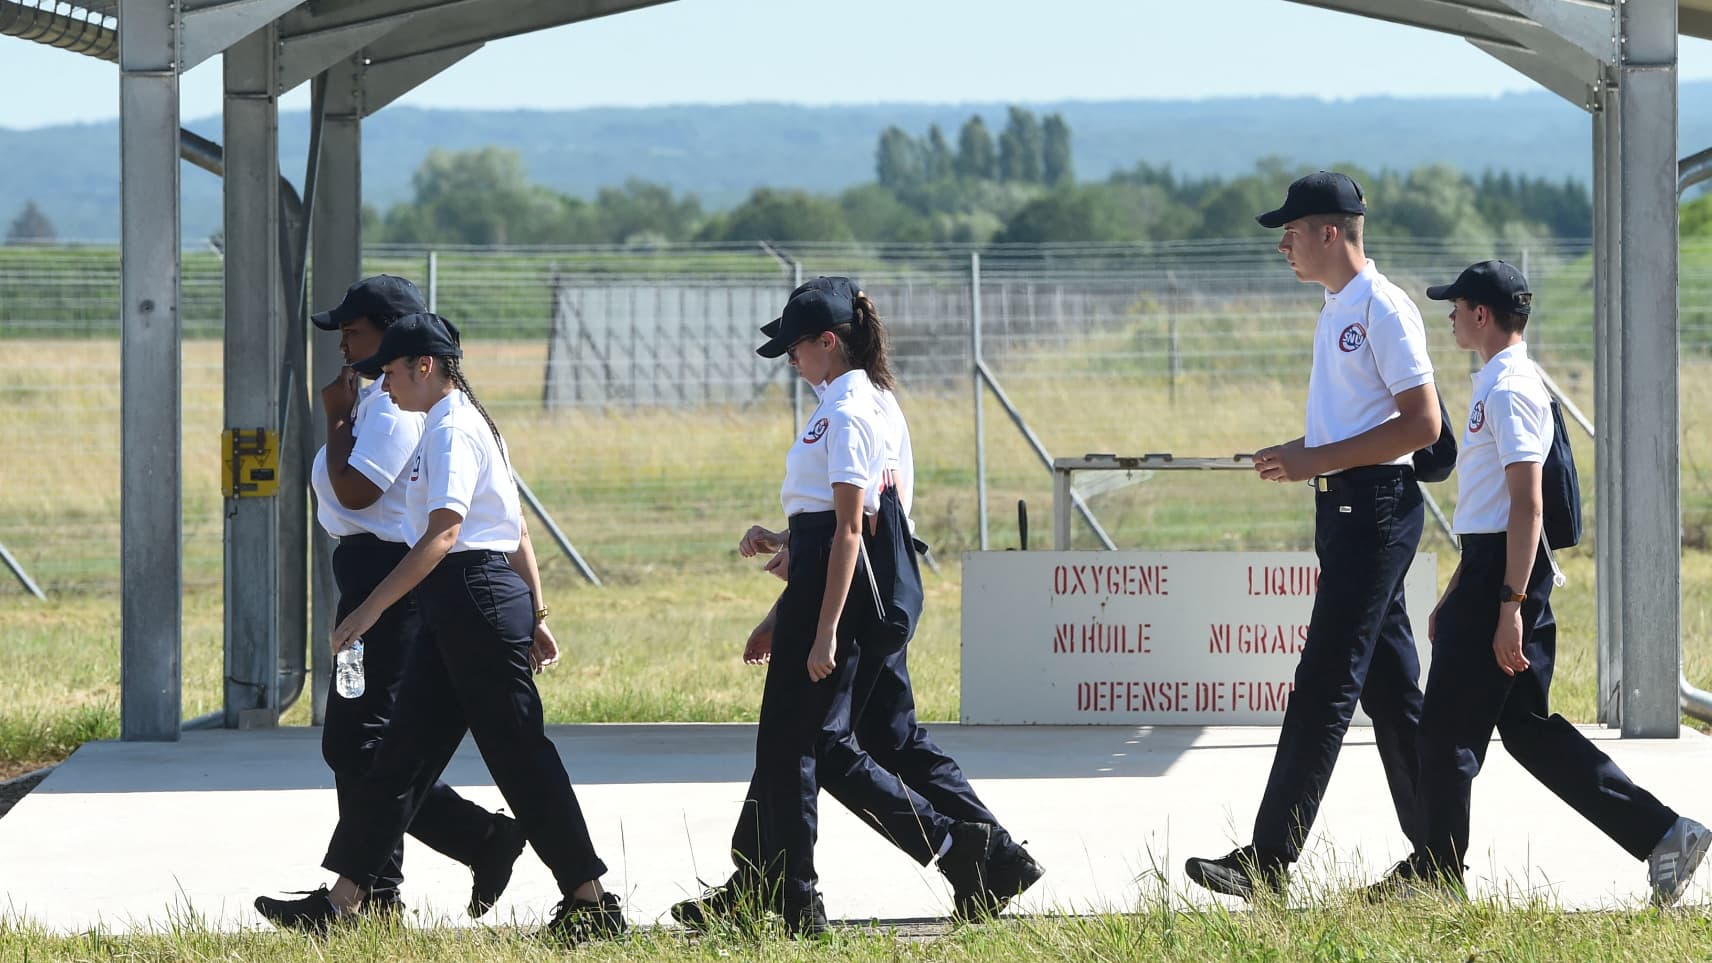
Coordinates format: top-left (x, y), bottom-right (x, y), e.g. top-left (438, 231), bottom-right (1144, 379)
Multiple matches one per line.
top-left (672, 280), bottom-right (1042, 932)
top-left (253, 313), bottom-right (623, 943)
top-left (1362, 260), bottom-right (1707, 903)
top-left (292, 275), bottom-right (524, 919)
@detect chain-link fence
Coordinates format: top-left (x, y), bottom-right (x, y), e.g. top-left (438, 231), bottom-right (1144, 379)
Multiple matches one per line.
top-left (4, 238), bottom-right (1712, 596)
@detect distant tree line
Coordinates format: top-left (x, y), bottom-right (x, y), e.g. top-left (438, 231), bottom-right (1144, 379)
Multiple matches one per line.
top-left (362, 107), bottom-right (1597, 249)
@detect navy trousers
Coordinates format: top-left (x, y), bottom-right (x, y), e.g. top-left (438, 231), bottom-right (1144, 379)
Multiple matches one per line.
top-left (1253, 467), bottom-right (1427, 860)
top-left (741, 512), bottom-right (957, 901)
top-left (1418, 533), bottom-right (1677, 873)
top-left (321, 535), bottom-right (492, 897)
top-left (323, 550), bottom-right (608, 896)
top-left (731, 625), bottom-right (1001, 872)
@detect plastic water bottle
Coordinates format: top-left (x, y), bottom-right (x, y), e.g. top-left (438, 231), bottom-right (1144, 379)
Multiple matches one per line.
top-left (335, 639), bottom-right (365, 699)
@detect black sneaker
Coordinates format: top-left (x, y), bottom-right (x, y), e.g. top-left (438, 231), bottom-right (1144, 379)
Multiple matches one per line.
top-left (1184, 846), bottom-right (1289, 900)
top-left (975, 837), bottom-right (1046, 918)
top-left (1360, 857), bottom-right (1465, 903)
top-left (469, 812), bottom-right (527, 918)
top-left (253, 886), bottom-right (348, 934)
top-left (670, 873), bottom-right (777, 931)
top-left (539, 892), bottom-right (627, 945)
top-left (782, 888), bottom-right (828, 938)
top-left (938, 821), bottom-right (997, 919)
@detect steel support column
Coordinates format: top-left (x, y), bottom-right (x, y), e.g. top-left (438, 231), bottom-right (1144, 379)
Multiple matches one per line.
top-left (1593, 93), bottom-right (1624, 727)
top-left (119, 0), bottom-right (184, 742)
top-left (308, 55), bottom-right (364, 725)
top-left (1612, 0), bottom-right (1680, 737)
top-left (222, 26), bottom-right (284, 728)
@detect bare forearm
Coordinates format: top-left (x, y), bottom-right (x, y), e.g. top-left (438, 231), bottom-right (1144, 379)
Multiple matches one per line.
top-left (1504, 500), bottom-right (1541, 593)
top-left (818, 530), bottom-right (860, 636)
top-left (362, 529), bottom-right (455, 618)
top-left (323, 411), bottom-right (381, 509)
top-left (1310, 412), bottom-right (1439, 474)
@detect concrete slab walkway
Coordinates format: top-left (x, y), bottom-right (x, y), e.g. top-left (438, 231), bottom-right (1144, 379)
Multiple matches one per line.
top-left (2, 723), bottom-right (1710, 933)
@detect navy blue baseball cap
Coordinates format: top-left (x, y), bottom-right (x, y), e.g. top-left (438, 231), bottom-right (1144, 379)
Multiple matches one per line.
top-left (759, 276), bottom-right (861, 344)
top-left (312, 274), bottom-right (427, 331)
top-left (1256, 171), bottom-right (1367, 229)
top-left (350, 312), bottom-right (463, 376)
top-left (757, 288), bottom-right (856, 359)
top-left (1426, 260), bottom-right (1532, 317)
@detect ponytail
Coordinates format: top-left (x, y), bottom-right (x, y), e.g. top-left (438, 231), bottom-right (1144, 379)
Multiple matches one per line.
top-left (838, 293), bottom-right (896, 391)
top-left (439, 355), bottom-right (508, 462)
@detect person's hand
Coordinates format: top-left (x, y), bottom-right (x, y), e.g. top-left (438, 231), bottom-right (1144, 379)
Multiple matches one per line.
top-left (331, 604), bottom-right (378, 659)
top-left (530, 622), bottom-right (561, 673)
top-left (1493, 606), bottom-right (1529, 676)
top-left (764, 547), bottom-right (790, 581)
top-left (1427, 603), bottom-right (1440, 644)
top-left (321, 366), bottom-right (361, 420)
top-left (1253, 439), bottom-right (1319, 483)
top-left (806, 627), bottom-right (837, 682)
top-left (739, 525), bottom-right (785, 558)
top-left (744, 619), bottom-right (774, 665)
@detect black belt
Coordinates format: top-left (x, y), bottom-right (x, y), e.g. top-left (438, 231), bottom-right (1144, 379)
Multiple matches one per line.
top-left (337, 532), bottom-right (404, 548)
top-left (1313, 464), bottom-right (1412, 493)
top-left (440, 548), bottom-right (510, 567)
top-left (788, 510), bottom-right (839, 534)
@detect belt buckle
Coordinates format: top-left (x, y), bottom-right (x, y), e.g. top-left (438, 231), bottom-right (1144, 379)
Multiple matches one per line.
top-left (1314, 476), bottom-right (1330, 492)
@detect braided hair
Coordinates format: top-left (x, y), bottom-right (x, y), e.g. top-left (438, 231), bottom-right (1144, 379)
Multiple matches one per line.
top-left (439, 355), bottom-right (507, 462)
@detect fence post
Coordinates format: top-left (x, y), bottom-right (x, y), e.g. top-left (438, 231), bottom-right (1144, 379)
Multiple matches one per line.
top-left (426, 249), bottom-right (439, 313)
top-left (791, 260), bottom-right (803, 430)
top-left (1167, 275), bottom-right (1181, 405)
top-left (972, 252), bottom-right (989, 551)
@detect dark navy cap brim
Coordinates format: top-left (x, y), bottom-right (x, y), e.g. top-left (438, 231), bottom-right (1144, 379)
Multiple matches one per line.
top-left (350, 351), bottom-right (393, 378)
top-left (756, 335), bottom-right (790, 359)
top-left (1255, 207), bottom-right (1290, 229)
top-left (1425, 283), bottom-right (1458, 301)
top-left (311, 309), bottom-right (340, 331)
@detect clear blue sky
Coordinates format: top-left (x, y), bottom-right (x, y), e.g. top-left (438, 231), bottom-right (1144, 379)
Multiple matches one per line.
top-left (4, 0), bottom-right (1712, 128)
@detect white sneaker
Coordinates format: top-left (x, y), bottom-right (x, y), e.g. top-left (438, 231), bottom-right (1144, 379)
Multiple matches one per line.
top-left (1647, 816), bottom-right (1710, 907)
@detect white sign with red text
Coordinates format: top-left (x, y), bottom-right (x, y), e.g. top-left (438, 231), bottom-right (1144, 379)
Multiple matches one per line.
top-left (960, 551), bottom-right (1436, 725)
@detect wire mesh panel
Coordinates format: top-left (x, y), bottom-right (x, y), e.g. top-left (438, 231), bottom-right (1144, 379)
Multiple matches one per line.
top-left (5, 238), bottom-right (1712, 595)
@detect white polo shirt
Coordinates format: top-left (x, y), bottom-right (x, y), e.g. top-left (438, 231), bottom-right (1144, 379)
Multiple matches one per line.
top-left (1305, 261), bottom-right (1435, 466)
top-left (1453, 343), bottom-right (1552, 536)
top-left (874, 387), bottom-right (915, 519)
top-left (311, 376), bottom-right (423, 544)
top-left (781, 369), bottom-right (889, 518)
top-left (404, 390), bottom-right (522, 552)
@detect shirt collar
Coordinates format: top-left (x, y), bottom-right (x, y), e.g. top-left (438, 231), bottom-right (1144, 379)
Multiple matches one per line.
top-left (820, 368), bottom-right (871, 403)
top-left (1324, 259), bottom-right (1378, 305)
top-left (1473, 341), bottom-right (1531, 384)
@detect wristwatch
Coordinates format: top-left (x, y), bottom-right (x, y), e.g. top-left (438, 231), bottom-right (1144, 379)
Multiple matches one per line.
top-left (1499, 585), bottom-right (1527, 605)
top-left (534, 605), bottom-right (550, 624)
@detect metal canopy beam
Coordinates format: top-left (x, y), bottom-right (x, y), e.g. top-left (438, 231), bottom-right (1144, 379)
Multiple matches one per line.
top-left (1467, 8), bottom-right (1608, 81)
top-left (1470, 38), bottom-right (1600, 108)
top-left (362, 42), bottom-right (482, 115)
top-left (1494, 0), bottom-right (1618, 61)
top-left (364, 0), bottom-right (674, 61)
top-left (180, 0), bottom-right (305, 70)
top-left (1282, 0), bottom-right (1529, 47)
top-left (118, 0), bottom-right (183, 742)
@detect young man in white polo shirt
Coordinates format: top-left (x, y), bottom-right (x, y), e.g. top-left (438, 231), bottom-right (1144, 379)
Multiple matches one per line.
top-left (1186, 172), bottom-right (1442, 899)
top-left (1362, 260), bottom-right (1707, 903)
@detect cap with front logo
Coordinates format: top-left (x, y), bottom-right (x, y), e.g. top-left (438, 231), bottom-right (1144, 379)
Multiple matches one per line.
top-left (1426, 259), bottom-right (1532, 317)
top-left (350, 312), bottom-right (463, 377)
top-left (756, 287), bottom-right (856, 359)
top-left (311, 275), bottom-right (427, 331)
top-left (1256, 171), bottom-right (1367, 229)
